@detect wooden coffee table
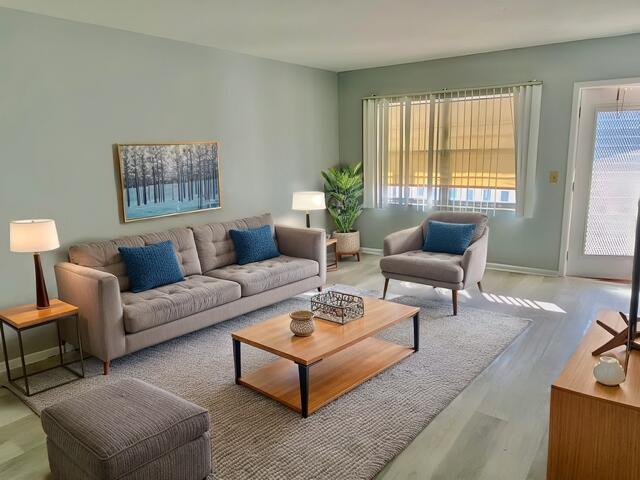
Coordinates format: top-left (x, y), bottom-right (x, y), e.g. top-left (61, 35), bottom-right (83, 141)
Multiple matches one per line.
top-left (231, 296), bottom-right (420, 417)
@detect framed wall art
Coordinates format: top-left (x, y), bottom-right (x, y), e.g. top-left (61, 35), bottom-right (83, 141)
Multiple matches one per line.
top-left (116, 142), bottom-right (222, 222)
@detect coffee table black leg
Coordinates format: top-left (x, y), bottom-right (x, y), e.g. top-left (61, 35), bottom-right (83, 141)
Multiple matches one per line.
top-left (297, 363), bottom-right (309, 418)
top-left (233, 339), bottom-right (241, 384)
top-left (413, 312), bottom-right (420, 351)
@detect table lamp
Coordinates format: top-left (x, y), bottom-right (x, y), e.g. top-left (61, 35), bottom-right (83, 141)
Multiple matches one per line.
top-left (10, 219), bottom-right (60, 309)
top-left (292, 191), bottom-right (326, 228)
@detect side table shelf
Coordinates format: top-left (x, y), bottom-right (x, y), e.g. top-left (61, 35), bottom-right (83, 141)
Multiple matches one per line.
top-left (0, 299), bottom-right (85, 396)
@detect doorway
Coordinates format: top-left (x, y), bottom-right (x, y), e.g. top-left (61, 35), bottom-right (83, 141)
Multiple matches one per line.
top-left (564, 82), bottom-right (640, 280)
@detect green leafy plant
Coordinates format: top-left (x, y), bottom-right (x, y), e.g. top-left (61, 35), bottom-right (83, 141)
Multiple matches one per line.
top-left (321, 162), bottom-right (363, 233)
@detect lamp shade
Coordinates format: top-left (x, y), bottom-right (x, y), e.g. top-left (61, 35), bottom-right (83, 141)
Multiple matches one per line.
top-left (292, 191), bottom-right (326, 211)
top-left (10, 219), bottom-right (60, 253)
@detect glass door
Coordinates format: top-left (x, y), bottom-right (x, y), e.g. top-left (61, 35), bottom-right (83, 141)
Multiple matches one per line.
top-left (567, 86), bottom-right (640, 279)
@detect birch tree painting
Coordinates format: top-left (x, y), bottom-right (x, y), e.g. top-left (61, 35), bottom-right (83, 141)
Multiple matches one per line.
top-left (117, 142), bottom-right (221, 222)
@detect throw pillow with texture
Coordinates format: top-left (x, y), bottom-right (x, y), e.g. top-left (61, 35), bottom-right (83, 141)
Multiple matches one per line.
top-left (118, 240), bottom-right (184, 293)
top-left (229, 225), bottom-right (279, 265)
top-left (422, 220), bottom-right (476, 255)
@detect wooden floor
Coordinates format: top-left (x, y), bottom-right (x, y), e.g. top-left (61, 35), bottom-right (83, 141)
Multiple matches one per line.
top-left (0, 253), bottom-right (630, 479)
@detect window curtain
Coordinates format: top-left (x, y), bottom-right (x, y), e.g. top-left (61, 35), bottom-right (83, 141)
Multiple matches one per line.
top-left (362, 83), bottom-right (542, 217)
top-left (513, 84), bottom-right (542, 218)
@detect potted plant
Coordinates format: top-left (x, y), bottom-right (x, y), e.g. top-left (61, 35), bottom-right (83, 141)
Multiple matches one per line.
top-left (322, 162), bottom-right (364, 260)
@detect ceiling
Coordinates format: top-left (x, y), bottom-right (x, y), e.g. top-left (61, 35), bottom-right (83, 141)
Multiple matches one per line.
top-left (2, 0), bottom-right (640, 71)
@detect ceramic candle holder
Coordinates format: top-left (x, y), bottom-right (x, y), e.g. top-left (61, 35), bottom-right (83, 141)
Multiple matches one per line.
top-left (289, 310), bottom-right (315, 337)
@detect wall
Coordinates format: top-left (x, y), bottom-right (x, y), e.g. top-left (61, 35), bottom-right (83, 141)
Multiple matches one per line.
top-left (0, 8), bottom-right (338, 360)
top-left (338, 34), bottom-right (640, 270)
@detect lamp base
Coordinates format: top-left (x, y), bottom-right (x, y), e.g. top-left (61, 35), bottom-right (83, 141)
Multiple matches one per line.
top-left (34, 253), bottom-right (50, 309)
top-left (305, 212), bottom-right (311, 228)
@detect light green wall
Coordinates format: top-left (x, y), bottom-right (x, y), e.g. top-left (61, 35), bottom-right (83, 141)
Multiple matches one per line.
top-left (0, 8), bottom-right (338, 359)
top-left (338, 34), bottom-right (640, 270)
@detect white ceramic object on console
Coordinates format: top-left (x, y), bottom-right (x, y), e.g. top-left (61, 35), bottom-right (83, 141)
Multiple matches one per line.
top-left (593, 356), bottom-right (626, 386)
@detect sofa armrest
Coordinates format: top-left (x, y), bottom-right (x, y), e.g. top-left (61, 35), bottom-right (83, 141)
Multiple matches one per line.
top-left (383, 226), bottom-right (423, 256)
top-left (462, 227), bottom-right (489, 287)
top-left (275, 225), bottom-right (326, 283)
top-left (54, 262), bottom-right (126, 362)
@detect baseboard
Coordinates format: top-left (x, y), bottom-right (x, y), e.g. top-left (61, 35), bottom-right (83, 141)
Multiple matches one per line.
top-left (485, 262), bottom-right (559, 276)
top-left (359, 248), bottom-right (559, 277)
top-left (0, 346), bottom-right (62, 381)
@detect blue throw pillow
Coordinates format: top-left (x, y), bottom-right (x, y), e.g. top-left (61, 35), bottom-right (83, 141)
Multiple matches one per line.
top-left (229, 225), bottom-right (279, 265)
top-left (422, 220), bottom-right (476, 255)
top-left (118, 240), bottom-right (184, 293)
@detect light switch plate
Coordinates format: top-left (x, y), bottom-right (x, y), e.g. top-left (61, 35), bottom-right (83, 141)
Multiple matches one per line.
top-left (549, 170), bottom-right (559, 184)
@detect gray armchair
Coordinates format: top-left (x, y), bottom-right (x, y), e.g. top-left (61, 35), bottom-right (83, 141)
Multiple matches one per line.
top-left (380, 212), bottom-right (489, 315)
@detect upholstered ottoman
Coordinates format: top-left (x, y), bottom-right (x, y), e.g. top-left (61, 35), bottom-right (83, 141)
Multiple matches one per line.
top-left (41, 378), bottom-right (211, 480)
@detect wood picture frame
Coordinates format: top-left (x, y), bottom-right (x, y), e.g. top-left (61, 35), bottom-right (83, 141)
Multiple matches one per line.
top-left (116, 142), bottom-right (222, 222)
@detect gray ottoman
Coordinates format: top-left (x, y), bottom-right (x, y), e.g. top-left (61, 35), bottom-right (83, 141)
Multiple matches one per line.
top-left (41, 378), bottom-right (211, 480)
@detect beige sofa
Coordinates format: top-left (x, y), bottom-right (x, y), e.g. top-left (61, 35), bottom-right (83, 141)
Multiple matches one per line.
top-left (55, 213), bottom-right (325, 374)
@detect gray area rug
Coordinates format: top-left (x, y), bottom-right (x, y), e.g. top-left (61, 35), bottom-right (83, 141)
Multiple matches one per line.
top-left (10, 286), bottom-right (530, 479)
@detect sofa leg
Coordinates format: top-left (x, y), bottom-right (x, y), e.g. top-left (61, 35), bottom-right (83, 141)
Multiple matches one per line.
top-left (477, 281), bottom-right (483, 293)
top-left (317, 286), bottom-right (323, 292)
top-left (452, 290), bottom-right (458, 316)
top-left (103, 361), bottom-right (110, 375)
top-left (382, 278), bottom-right (389, 300)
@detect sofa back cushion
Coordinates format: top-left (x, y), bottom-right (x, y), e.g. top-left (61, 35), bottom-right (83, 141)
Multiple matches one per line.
top-left (68, 228), bottom-right (201, 292)
top-left (191, 213), bottom-right (274, 272)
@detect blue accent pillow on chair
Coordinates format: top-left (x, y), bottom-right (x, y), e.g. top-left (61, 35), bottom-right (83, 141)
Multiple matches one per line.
top-left (422, 220), bottom-right (477, 255)
top-left (118, 240), bottom-right (184, 293)
top-left (229, 225), bottom-right (280, 265)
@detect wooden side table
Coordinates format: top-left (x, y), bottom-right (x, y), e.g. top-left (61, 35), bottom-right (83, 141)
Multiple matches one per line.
top-left (326, 238), bottom-right (338, 271)
top-left (0, 299), bottom-right (85, 396)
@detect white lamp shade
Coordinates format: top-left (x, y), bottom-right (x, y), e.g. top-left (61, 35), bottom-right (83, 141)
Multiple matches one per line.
top-left (10, 219), bottom-right (60, 253)
top-left (292, 191), bottom-right (326, 211)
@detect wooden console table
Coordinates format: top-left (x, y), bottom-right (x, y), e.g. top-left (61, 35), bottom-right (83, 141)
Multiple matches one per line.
top-left (548, 310), bottom-right (640, 480)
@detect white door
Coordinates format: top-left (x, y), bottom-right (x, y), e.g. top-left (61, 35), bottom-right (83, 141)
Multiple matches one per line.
top-left (567, 85), bottom-right (640, 280)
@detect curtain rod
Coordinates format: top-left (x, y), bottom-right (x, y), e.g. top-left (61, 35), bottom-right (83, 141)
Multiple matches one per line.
top-left (361, 80), bottom-right (542, 101)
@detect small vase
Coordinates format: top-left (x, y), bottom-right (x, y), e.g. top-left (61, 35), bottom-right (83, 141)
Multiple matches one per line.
top-left (593, 356), bottom-right (626, 386)
top-left (289, 310), bottom-right (315, 337)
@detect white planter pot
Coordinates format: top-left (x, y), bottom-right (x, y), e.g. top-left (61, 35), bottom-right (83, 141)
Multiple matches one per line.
top-left (333, 231), bottom-right (360, 254)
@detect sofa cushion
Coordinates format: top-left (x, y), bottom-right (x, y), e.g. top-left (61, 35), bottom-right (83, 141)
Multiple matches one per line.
top-left (229, 225), bottom-right (280, 265)
top-left (380, 250), bottom-right (464, 284)
top-left (121, 275), bottom-right (241, 333)
top-left (68, 227), bottom-right (201, 292)
top-left (206, 255), bottom-right (319, 297)
top-left (118, 241), bottom-right (184, 293)
top-left (191, 213), bottom-right (274, 272)
top-left (141, 228), bottom-right (202, 277)
top-left (41, 378), bottom-right (209, 480)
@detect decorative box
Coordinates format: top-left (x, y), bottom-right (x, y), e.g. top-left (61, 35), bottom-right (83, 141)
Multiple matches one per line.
top-left (311, 291), bottom-right (364, 324)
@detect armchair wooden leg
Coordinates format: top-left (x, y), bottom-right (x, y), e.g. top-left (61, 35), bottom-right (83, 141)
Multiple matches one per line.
top-left (382, 278), bottom-right (389, 299)
top-left (452, 290), bottom-right (458, 316)
top-left (477, 281), bottom-right (483, 293)
top-left (103, 361), bottom-right (110, 375)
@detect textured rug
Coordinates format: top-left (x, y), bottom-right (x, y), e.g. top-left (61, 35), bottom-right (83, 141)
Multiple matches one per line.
top-left (9, 286), bottom-right (530, 480)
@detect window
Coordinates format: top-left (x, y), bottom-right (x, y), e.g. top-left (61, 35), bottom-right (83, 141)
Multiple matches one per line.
top-left (362, 83), bottom-right (542, 217)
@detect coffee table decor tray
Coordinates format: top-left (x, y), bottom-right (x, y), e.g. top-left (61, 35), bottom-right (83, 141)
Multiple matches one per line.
top-left (311, 291), bottom-right (365, 325)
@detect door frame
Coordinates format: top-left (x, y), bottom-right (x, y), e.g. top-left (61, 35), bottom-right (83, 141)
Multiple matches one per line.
top-left (559, 76), bottom-right (640, 276)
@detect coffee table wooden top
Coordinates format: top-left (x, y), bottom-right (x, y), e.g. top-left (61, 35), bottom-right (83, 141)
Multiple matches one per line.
top-left (232, 296), bottom-right (419, 365)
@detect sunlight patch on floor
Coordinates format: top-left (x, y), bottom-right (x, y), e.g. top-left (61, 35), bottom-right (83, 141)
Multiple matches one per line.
top-left (482, 292), bottom-right (566, 313)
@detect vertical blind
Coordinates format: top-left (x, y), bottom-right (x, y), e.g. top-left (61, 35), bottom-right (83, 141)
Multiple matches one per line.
top-left (362, 83), bottom-right (542, 216)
